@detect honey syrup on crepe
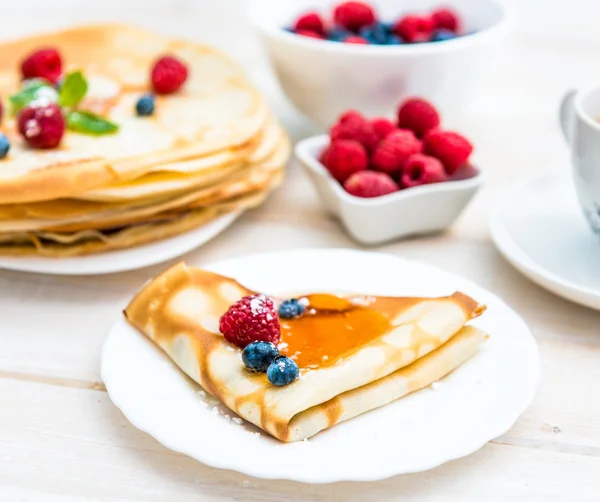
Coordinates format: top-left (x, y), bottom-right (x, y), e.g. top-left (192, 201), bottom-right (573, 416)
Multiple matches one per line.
top-left (280, 294), bottom-right (404, 370)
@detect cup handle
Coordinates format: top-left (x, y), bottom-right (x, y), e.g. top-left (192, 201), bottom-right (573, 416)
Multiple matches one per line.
top-left (559, 90), bottom-right (577, 145)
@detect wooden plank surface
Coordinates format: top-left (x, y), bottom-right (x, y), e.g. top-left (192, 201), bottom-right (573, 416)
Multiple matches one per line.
top-left (1, 379), bottom-right (599, 502)
top-left (1, 0), bottom-right (600, 500)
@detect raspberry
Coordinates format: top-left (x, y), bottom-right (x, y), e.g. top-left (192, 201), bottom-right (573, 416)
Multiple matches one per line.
top-left (321, 139), bottom-right (368, 183)
top-left (370, 117), bottom-right (396, 142)
top-left (450, 163), bottom-right (479, 181)
top-left (296, 29), bottom-right (325, 40)
top-left (333, 1), bottom-right (376, 32)
top-left (344, 170), bottom-right (399, 198)
top-left (424, 129), bottom-right (473, 175)
top-left (339, 110), bottom-right (363, 123)
top-left (401, 154), bottom-right (447, 188)
top-left (319, 146), bottom-right (329, 165)
top-left (294, 12), bottom-right (326, 35)
top-left (371, 129), bottom-right (422, 176)
top-left (394, 15), bottom-right (434, 43)
top-left (330, 110), bottom-right (378, 152)
top-left (397, 97), bottom-right (440, 137)
top-left (344, 35), bottom-right (369, 44)
top-left (151, 55), bottom-right (188, 94)
top-left (432, 8), bottom-right (460, 33)
top-left (219, 294), bottom-right (281, 349)
top-left (17, 104), bottom-right (65, 149)
top-left (20, 48), bottom-right (62, 85)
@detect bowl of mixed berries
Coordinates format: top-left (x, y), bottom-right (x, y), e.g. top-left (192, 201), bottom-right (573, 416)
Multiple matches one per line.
top-left (249, 0), bottom-right (509, 127)
top-left (295, 97), bottom-right (482, 244)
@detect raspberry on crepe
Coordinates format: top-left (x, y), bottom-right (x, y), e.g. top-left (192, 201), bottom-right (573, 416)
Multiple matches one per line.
top-left (219, 294), bottom-right (281, 348)
top-left (151, 55), bottom-right (188, 94)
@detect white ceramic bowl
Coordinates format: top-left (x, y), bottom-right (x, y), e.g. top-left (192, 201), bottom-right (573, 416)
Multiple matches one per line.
top-left (248, 0), bottom-right (509, 128)
top-left (295, 135), bottom-right (483, 244)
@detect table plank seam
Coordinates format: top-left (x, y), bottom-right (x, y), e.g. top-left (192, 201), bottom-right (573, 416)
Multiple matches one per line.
top-left (493, 434), bottom-right (600, 457)
top-left (0, 370), bottom-right (106, 392)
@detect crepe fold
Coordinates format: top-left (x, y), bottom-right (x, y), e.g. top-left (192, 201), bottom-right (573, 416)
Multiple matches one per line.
top-left (124, 263), bottom-right (488, 442)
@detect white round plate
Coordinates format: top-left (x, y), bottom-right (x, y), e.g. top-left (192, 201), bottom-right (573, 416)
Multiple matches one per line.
top-left (490, 172), bottom-right (600, 311)
top-left (0, 212), bottom-right (240, 276)
top-left (101, 248), bottom-right (539, 483)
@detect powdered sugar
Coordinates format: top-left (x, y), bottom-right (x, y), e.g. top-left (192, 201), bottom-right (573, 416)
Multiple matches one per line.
top-left (249, 294), bottom-right (269, 315)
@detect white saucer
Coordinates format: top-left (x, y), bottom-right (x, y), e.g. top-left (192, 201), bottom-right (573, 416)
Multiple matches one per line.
top-left (101, 248), bottom-right (539, 483)
top-left (0, 212), bottom-right (240, 276)
top-left (490, 172), bottom-right (600, 311)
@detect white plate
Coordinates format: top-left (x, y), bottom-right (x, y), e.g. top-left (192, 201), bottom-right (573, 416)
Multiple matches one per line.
top-left (101, 248), bottom-right (539, 483)
top-left (490, 172), bottom-right (600, 311)
top-left (0, 212), bottom-right (240, 276)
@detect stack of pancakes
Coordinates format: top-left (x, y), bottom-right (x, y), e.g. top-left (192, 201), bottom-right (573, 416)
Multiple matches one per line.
top-left (0, 25), bottom-right (289, 256)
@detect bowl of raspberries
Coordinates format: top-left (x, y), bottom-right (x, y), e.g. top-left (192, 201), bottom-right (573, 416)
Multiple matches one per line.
top-left (295, 97), bottom-right (483, 244)
top-left (287, 2), bottom-right (469, 45)
top-left (249, 0), bottom-right (508, 127)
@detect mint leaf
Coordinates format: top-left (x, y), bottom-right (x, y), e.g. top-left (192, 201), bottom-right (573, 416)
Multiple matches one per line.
top-left (66, 110), bottom-right (119, 136)
top-left (21, 78), bottom-right (53, 91)
top-left (9, 82), bottom-right (57, 115)
top-left (58, 71), bottom-right (88, 108)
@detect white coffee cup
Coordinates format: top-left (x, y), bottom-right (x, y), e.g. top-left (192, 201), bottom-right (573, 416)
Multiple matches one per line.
top-left (560, 86), bottom-right (600, 236)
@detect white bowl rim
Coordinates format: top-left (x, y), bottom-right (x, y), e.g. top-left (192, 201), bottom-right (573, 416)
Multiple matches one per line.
top-left (295, 134), bottom-right (484, 207)
top-left (247, 0), bottom-right (512, 56)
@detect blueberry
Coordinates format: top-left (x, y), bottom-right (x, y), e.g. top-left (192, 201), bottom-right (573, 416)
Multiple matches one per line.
top-left (267, 357), bottom-right (299, 386)
top-left (360, 22), bottom-right (389, 45)
top-left (431, 30), bottom-right (457, 42)
top-left (386, 35), bottom-right (404, 45)
top-left (278, 299), bottom-right (305, 319)
top-left (380, 22), bottom-right (396, 33)
top-left (242, 341), bottom-right (280, 373)
top-left (0, 134), bottom-right (10, 159)
top-left (328, 28), bottom-right (351, 42)
top-left (136, 94), bottom-right (155, 116)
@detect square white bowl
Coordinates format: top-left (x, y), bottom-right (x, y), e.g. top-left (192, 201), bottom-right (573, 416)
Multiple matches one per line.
top-left (249, 0), bottom-right (510, 128)
top-left (295, 135), bottom-right (483, 245)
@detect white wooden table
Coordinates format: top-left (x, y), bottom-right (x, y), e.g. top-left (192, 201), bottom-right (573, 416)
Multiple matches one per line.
top-left (2, 1), bottom-right (600, 500)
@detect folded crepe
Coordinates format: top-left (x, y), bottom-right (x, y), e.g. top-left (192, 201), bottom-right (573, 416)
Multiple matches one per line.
top-left (124, 263), bottom-right (488, 442)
